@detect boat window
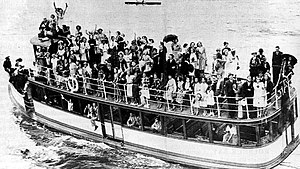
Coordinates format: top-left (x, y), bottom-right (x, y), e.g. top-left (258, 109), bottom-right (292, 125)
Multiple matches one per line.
top-left (240, 125), bottom-right (258, 147)
top-left (111, 106), bottom-right (121, 124)
top-left (44, 88), bottom-right (62, 108)
top-left (142, 113), bottom-right (161, 134)
top-left (101, 104), bottom-right (111, 121)
top-left (31, 85), bottom-right (46, 102)
top-left (165, 117), bottom-right (184, 138)
top-left (185, 120), bottom-right (209, 142)
top-left (211, 123), bottom-right (238, 146)
top-left (120, 108), bottom-right (141, 129)
top-left (257, 123), bottom-right (272, 145)
top-left (81, 100), bottom-right (94, 117)
top-left (270, 115), bottom-right (280, 141)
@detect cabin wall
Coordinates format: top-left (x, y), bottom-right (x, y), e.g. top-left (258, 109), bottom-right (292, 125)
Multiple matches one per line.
top-left (33, 100), bottom-right (103, 136)
top-left (122, 127), bottom-right (286, 165)
top-left (9, 82), bottom-right (299, 167)
top-left (32, 97), bottom-right (288, 165)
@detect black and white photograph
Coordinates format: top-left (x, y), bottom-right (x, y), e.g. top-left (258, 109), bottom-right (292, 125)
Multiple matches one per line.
top-left (0, 0), bottom-right (300, 168)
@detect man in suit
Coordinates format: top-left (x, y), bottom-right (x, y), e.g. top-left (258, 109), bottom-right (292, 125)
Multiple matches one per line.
top-left (272, 46), bottom-right (283, 85)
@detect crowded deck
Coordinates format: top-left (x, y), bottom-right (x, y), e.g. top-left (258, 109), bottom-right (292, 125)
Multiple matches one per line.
top-left (21, 13), bottom-right (296, 122)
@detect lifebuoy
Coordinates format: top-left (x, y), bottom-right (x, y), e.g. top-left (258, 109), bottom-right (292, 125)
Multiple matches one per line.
top-left (68, 76), bottom-right (79, 92)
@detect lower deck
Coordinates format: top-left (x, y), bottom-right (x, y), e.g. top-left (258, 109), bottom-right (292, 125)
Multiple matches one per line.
top-left (8, 82), bottom-right (300, 168)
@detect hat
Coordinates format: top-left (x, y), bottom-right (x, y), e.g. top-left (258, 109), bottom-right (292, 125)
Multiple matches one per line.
top-left (5, 56), bottom-right (10, 60)
top-left (251, 52), bottom-right (257, 55)
top-left (223, 41), bottom-right (228, 45)
top-left (275, 46), bottom-right (280, 49)
top-left (258, 48), bottom-right (264, 53)
top-left (216, 48), bottom-right (221, 51)
top-left (16, 58), bottom-right (23, 62)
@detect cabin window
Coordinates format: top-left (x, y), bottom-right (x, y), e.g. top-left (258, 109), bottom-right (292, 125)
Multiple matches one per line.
top-left (185, 120), bottom-right (209, 142)
top-left (142, 113), bottom-right (161, 134)
top-left (120, 108), bottom-right (141, 129)
top-left (165, 117), bottom-right (184, 139)
top-left (31, 85), bottom-right (46, 102)
top-left (111, 106), bottom-right (121, 124)
top-left (270, 115), bottom-right (281, 140)
top-left (44, 88), bottom-right (62, 109)
top-left (258, 123), bottom-right (272, 144)
top-left (101, 104), bottom-right (111, 121)
top-left (81, 100), bottom-right (94, 118)
top-left (210, 123), bottom-right (239, 146)
top-left (239, 125), bottom-right (258, 147)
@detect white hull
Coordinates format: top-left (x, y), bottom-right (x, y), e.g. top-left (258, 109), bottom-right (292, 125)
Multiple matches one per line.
top-left (8, 83), bottom-right (300, 169)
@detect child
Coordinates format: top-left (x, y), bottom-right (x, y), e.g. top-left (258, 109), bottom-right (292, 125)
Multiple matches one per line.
top-left (206, 85), bottom-right (215, 116)
top-left (176, 76), bottom-right (184, 111)
top-left (140, 73), bottom-right (150, 108)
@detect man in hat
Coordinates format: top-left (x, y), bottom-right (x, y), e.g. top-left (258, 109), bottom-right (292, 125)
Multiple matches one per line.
top-left (249, 52), bottom-right (260, 78)
top-left (222, 41), bottom-right (231, 55)
top-left (272, 46), bottom-right (283, 85)
top-left (3, 56), bottom-right (12, 75)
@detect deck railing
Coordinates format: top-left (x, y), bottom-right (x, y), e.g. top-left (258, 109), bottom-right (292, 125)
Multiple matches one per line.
top-left (28, 65), bottom-right (289, 120)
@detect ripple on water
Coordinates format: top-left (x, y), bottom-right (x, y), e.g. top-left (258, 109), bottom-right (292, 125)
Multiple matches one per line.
top-left (12, 106), bottom-right (185, 169)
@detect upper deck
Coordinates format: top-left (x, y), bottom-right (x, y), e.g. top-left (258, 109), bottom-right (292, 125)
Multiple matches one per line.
top-left (27, 64), bottom-right (297, 125)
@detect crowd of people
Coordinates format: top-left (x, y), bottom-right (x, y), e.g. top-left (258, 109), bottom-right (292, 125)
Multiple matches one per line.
top-left (4, 12), bottom-right (297, 121)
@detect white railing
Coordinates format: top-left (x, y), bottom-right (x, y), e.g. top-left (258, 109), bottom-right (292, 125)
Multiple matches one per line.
top-left (28, 65), bottom-right (286, 120)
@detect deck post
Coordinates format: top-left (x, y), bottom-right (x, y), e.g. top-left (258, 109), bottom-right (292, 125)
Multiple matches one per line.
top-left (182, 119), bottom-right (187, 139)
top-left (255, 125), bottom-right (261, 146)
top-left (124, 84), bottom-right (128, 104)
top-left (275, 89), bottom-right (279, 109)
top-left (160, 116), bottom-right (165, 135)
top-left (216, 96), bottom-right (220, 117)
top-left (139, 111), bottom-right (144, 131)
top-left (98, 103), bottom-right (107, 138)
top-left (78, 99), bottom-right (83, 115)
top-left (103, 80), bottom-right (107, 100)
top-left (163, 116), bottom-right (168, 136)
top-left (189, 94), bottom-right (193, 115)
top-left (236, 125), bottom-right (241, 146)
top-left (295, 97), bottom-right (298, 118)
top-left (207, 122), bottom-right (213, 143)
top-left (246, 97), bottom-right (250, 119)
top-left (269, 121), bottom-right (274, 142)
top-left (109, 105), bottom-right (116, 138)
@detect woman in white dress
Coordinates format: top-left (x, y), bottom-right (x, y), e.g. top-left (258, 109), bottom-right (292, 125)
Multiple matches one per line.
top-left (253, 76), bottom-right (266, 117)
top-left (224, 49), bottom-right (240, 77)
top-left (79, 37), bottom-right (89, 62)
top-left (165, 75), bottom-right (177, 111)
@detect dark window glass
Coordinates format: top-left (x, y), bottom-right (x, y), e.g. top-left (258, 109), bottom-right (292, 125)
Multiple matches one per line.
top-left (165, 117), bottom-right (183, 138)
top-left (120, 108), bottom-right (141, 129)
top-left (112, 106), bottom-right (121, 124)
top-left (101, 104), bottom-right (111, 121)
top-left (186, 120), bottom-right (209, 142)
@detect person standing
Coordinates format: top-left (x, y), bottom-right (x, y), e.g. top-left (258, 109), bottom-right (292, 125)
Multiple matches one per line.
top-left (272, 46), bottom-right (283, 85)
top-left (224, 74), bottom-right (236, 118)
top-left (3, 56), bottom-right (12, 75)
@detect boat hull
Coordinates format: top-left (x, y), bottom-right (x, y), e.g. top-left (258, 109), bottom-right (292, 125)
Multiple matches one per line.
top-left (8, 83), bottom-right (300, 169)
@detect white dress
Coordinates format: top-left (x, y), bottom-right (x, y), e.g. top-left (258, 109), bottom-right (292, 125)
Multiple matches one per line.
top-left (253, 82), bottom-right (266, 108)
top-left (206, 90), bottom-right (215, 106)
top-left (165, 78), bottom-right (177, 101)
top-left (225, 54), bottom-right (239, 77)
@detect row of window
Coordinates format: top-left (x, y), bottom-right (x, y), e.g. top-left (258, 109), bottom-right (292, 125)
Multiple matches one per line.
top-left (30, 84), bottom-right (294, 147)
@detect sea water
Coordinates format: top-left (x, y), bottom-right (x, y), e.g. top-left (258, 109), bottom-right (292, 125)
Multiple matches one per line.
top-left (0, 0), bottom-right (300, 168)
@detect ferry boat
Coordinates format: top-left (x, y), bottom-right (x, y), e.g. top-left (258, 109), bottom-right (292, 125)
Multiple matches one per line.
top-left (8, 36), bottom-right (300, 169)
